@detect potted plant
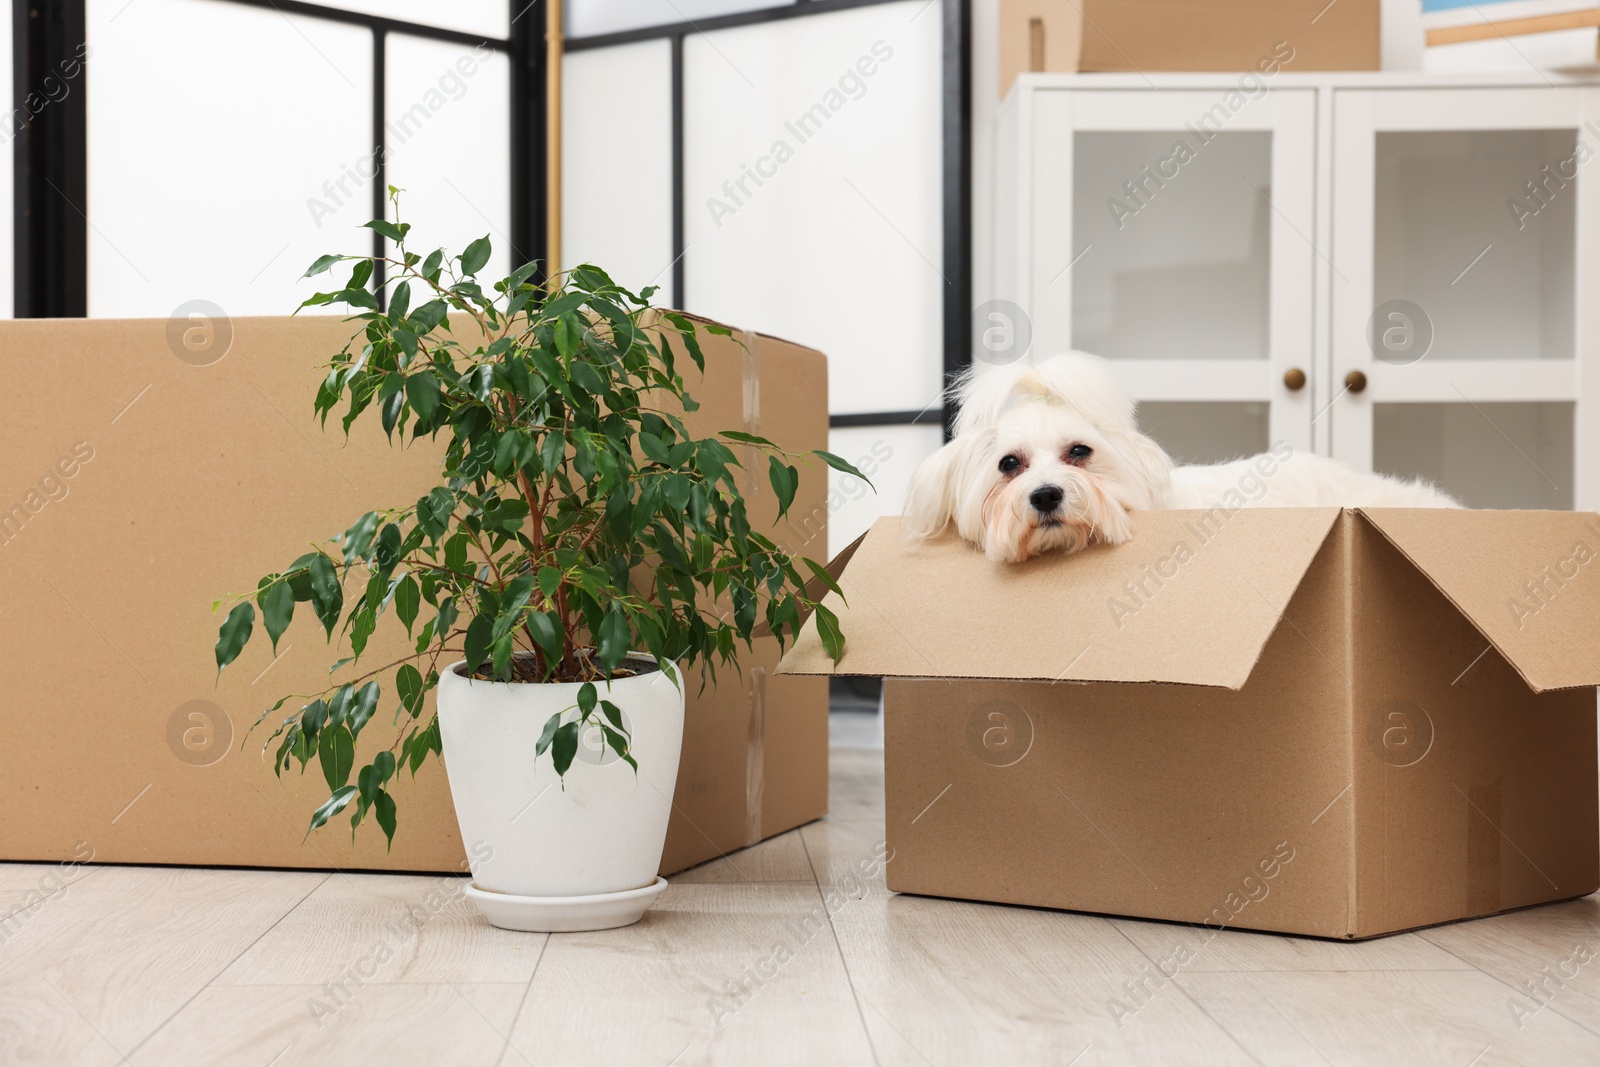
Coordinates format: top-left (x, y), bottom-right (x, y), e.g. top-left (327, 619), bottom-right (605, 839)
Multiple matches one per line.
top-left (214, 197), bottom-right (856, 931)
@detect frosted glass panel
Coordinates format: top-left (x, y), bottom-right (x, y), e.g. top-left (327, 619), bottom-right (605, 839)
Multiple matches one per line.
top-left (1374, 402), bottom-right (1573, 509)
top-left (87, 0), bottom-right (372, 316)
top-left (1138, 401), bottom-right (1269, 466)
top-left (568, 0), bottom-right (793, 39)
top-left (1072, 131), bottom-right (1272, 361)
top-left (826, 424), bottom-right (942, 558)
top-left (313, 1), bottom-right (510, 38)
top-left (1375, 131), bottom-right (1574, 360)
top-left (684, 0), bottom-right (942, 415)
top-left (385, 35), bottom-right (513, 281)
top-left (563, 41), bottom-right (674, 296)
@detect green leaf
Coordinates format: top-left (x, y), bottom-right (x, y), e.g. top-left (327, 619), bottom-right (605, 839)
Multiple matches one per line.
top-left (814, 603), bottom-right (846, 664)
top-left (536, 710), bottom-right (563, 756)
top-left (551, 721), bottom-right (579, 778)
top-left (537, 566), bottom-right (562, 601)
top-left (388, 280), bottom-right (411, 323)
top-left (365, 218), bottom-right (407, 242)
top-left (318, 724), bottom-right (355, 791)
top-left (350, 607), bottom-right (376, 658)
top-left (814, 449), bottom-right (872, 485)
top-left (801, 556), bottom-right (846, 601)
top-left (348, 680), bottom-right (381, 737)
top-left (396, 663), bottom-right (426, 718)
top-left (308, 786), bottom-right (358, 834)
top-left (463, 613), bottom-right (494, 674)
top-left (491, 632), bottom-right (514, 678)
top-left (308, 555), bottom-right (342, 637)
top-left (435, 596), bottom-right (458, 642)
top-left (406, 372), bottom-right (441, 423)
top-left (577, 682), bottom-right (597, 717)
top-left (597, 607), bottom-right (630, 672)
top-left (600, 723), bottom-right (637, 772)
top-left (768, 455), bottom-right (798, 518)
top-left (215, 602), bottom-right (255, 674)
top-left (720, 430), bottom-right (779, 448)
top-left (262, 582), bottom-right (294, 655)
top-left (303, 253), bottom-right (345, 278)
top-left (410, 298), bottom-right (448, 336)
top-left (526, 612), bottom-right (564, 674)
top-left (459, 235), bottom-right (492, 276)
top-left (394, 575), bottom-right (420, 635)
top-left (342, 512), bottom-right (380, 564)
top-left (375, 790), bottom-right (397, 850)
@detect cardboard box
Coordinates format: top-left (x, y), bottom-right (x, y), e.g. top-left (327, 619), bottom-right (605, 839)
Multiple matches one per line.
top-left (782, 509), bottom-right (1600, 938)
top-left (0, 313), bottom-right (827, 874)
top-left (999, 0), bottom-right (1380, 96)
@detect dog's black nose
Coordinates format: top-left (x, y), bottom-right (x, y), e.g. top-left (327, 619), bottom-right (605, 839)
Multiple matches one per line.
top-left (1029, 485), bottom-right (1064, 513)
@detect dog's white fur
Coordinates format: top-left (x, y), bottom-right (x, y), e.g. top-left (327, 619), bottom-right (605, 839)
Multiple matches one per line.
top-left (905, 352), bottom-right (1459, 563)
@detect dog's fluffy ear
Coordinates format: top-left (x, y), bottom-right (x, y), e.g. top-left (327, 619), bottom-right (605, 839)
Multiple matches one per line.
top-left (904, 432), bottom-right (982, 540)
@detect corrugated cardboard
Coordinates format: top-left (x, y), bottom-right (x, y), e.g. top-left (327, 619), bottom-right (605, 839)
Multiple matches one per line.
top-left (0, 313), bottom-right (827, 875)
top-left (780, 509), bottom-right (1600, 938)
top-left (999, 0), bottom-right (1380, 96)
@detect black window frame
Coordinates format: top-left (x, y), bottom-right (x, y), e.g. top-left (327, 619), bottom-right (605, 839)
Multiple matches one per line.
top-left (12, 0), bottom-right (548, 316)
top-left (13, 0), bottom-right (968, 436)
top-left (566, 0), bottom-right (971, 439)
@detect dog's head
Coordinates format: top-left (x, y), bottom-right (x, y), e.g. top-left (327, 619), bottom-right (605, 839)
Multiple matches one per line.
top-left (905, 353), bottom-right (1171, 563)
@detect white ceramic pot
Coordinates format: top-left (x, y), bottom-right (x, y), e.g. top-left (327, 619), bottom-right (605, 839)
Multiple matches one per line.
top-left (437, 653), bottom-right (685, 931)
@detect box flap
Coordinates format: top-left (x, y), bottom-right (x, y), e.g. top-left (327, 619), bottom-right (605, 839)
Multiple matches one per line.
top-left (778, 509), bottom-right (1342, 689)
top-left (1358, 509), bottom-right (1600, 693)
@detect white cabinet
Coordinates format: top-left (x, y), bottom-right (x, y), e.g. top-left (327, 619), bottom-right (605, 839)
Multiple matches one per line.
top-left (995, 73), bottom-right (1600, 510)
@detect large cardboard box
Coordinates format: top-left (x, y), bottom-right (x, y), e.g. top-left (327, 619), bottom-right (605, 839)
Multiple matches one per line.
top-left (0, 313), bottom-right (827, 874)
top-left (783, 509), bottom-right (1600, 938)
top-left (999, 0), bottom-right (1380, 96)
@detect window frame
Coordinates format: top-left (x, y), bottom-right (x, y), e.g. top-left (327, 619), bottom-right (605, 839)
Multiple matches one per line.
top-left (11, 0), bottom-right (547, 316)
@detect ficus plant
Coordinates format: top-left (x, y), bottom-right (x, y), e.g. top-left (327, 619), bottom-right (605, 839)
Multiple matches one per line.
top-left (214, 193), bottom-right (858, 849)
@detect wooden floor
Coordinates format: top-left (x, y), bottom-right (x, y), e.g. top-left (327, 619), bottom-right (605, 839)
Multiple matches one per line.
top-left (2, 716), bottom-right (1598, 1065)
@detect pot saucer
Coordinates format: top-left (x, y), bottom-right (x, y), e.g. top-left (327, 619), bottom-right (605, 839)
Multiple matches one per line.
top-left (464, 876), bottom-right (669, 932)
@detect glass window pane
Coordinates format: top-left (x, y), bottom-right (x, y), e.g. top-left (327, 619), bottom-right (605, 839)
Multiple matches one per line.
top-left (1073, 131), bottom-right (1272, 360)
top-left (826, 424), bottom-right (942, 557)
top-left (1138, 401), bottom-right (1269, 466)
top-left (384, 34), bottom-right (513, 280)
top-left (567, 0), bottom-right (793, 40)
top-left (1375, 130), bottom-right (1574, 361)
top-left (1374, 402), bottom-right (1573, 509)
top-left (313, 1), bottom-right (510, 39)
top-left (684, 0), bottom-right (943, 415)
top-left (87, 0), bottom-right (372, 317)
top-left (563, 40), bottom-right (673, 295)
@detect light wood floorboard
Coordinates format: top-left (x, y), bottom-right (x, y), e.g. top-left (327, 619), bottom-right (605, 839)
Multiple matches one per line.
top-left (0, 732), bottom-right (1596, 1065)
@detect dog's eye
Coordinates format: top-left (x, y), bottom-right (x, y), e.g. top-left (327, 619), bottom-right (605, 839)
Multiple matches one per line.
top-left (998, 454), bottom-right (1022, 474)
top-left (1066, 444), bottom-right (1093, 462)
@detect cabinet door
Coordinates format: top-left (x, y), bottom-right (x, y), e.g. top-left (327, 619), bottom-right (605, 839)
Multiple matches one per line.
top-left (1331, 88), bottom-right (1596, 509)
top-left (1022, 88), bottom-right (1317, 461)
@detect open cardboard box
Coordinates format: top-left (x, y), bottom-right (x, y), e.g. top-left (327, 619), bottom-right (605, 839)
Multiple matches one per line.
top-left (781, 508), bottom-right (1600, 938)
top-left (0, 313), bottom-right (828, 876)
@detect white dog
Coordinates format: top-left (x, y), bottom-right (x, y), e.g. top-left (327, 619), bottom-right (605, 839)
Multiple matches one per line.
top-left (905, 352), bottom-right (1458, 563)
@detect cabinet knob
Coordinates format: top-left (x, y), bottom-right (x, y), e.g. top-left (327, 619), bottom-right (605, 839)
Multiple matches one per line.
top-left (1283, 367), bottom-right (1307, 391)
top-left (1344, 370), bottom-right (1368, 394)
